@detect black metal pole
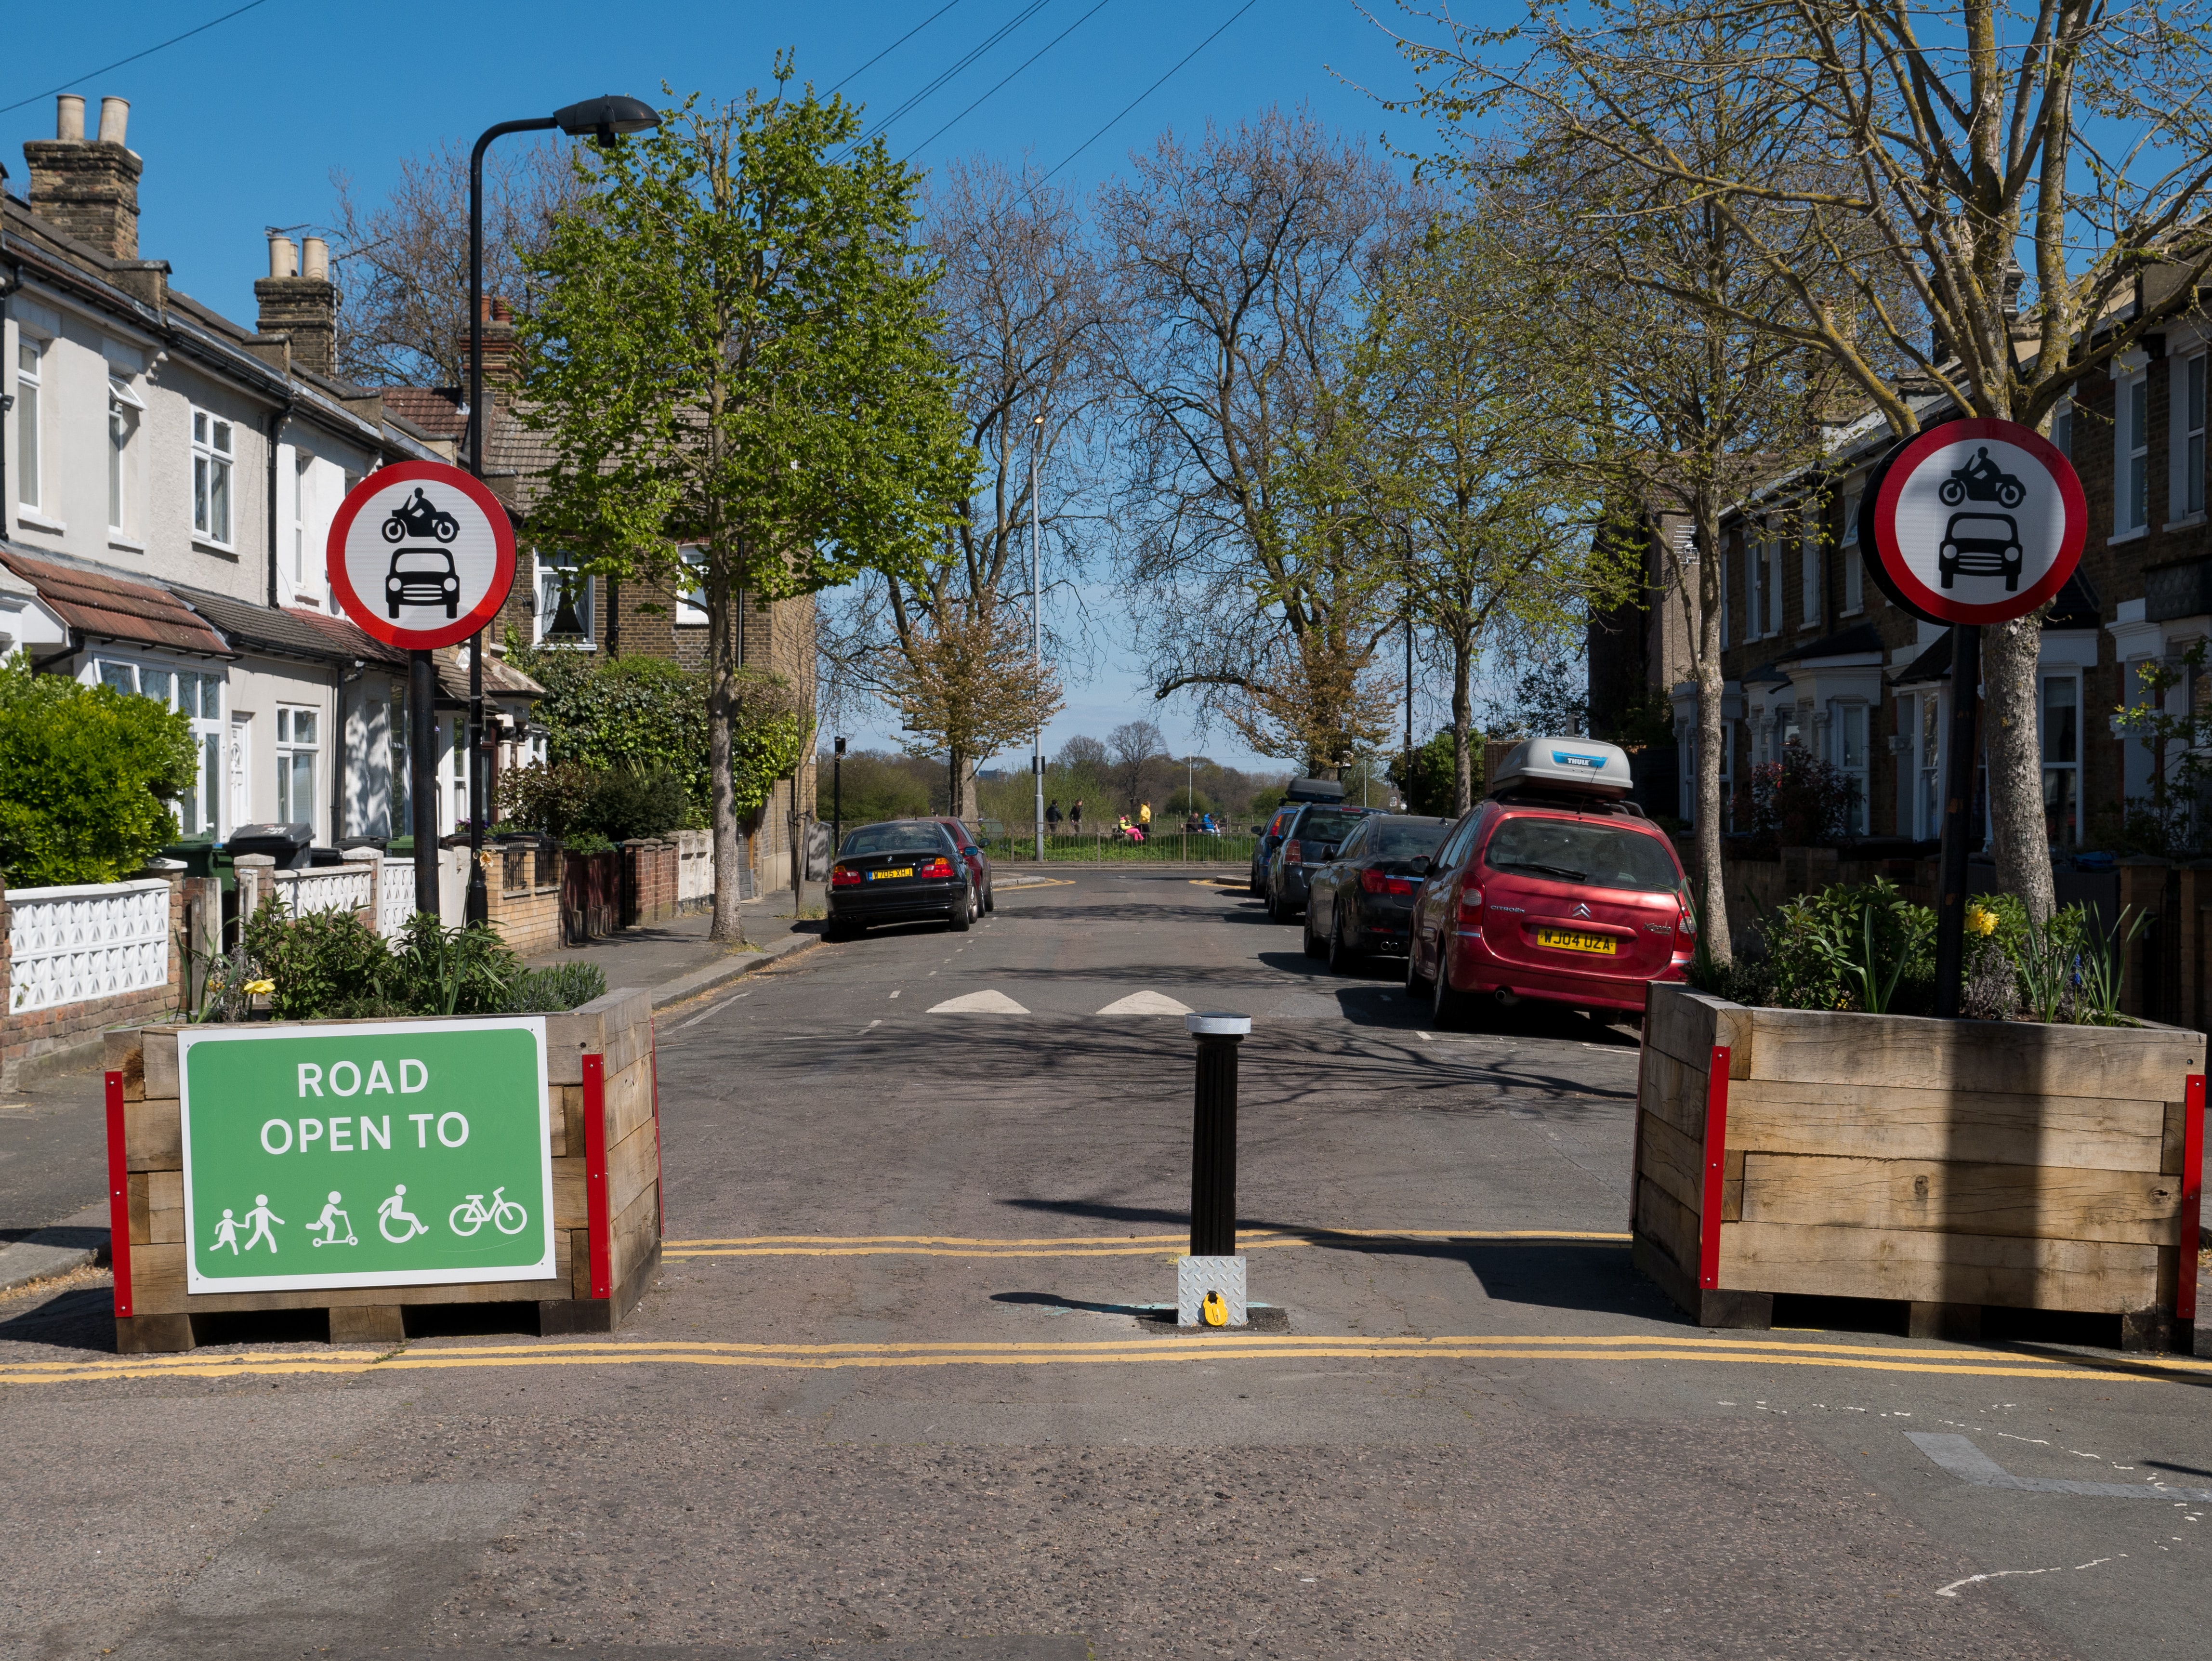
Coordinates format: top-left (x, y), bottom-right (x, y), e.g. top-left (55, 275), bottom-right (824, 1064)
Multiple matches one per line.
top-left (1188, 1016), bottom-right (1248, 1257)
top-left (832, 746), bottom-right (843, 853)
top-left (409, 648), bottom-right (439, 917)
top-left (1933, 622), bottom-right (1983, 1018)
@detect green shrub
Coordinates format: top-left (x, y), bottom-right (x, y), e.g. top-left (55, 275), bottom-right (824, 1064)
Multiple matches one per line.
top-left (563, 830), bottom-right (616, 856)
top-left (579, 767), bottom-right (687, 841)
top-left (510, 644), bottom-right (709, 814)
top-left (502, 962), bottom-right (607, 1013)
top-left (242, 904), bottom-right (388, 1021)
top-left (498, 760), bottom-right (597, 839)
top-left (0, 650), bottom-right (198, 884)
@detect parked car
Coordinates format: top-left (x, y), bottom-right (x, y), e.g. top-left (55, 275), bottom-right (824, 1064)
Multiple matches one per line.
top-left (825, 819), bottom-right (978, 939)
top-left (931, 817), bottom-right (995, 914)
top-left (1249, 803), bottom-right (1298, 894)
top-left (1406, 738), bottom-right (1693, 1024)
top-left (1263, 802), bottom-right (1379, 921)
top-left (1301, 814), bottom-right (1455, 970)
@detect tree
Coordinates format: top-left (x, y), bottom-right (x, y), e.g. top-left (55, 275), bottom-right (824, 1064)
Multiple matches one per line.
top-left (522, 67), bottom-right (973, 939)
top-left (1405, 0), bottom-right (2212, 918)
top-left (820, 158), bottom-right (1112, 814)
top-left (330, 138), bottom-right (580, 386)
top-left (1389, 727), bottom-right (1465, 816)
top-left (1102, 112), bottom-right (1408, 777)
top-left (876, 598), bottom-right (1064, 808)
top-left (1108, 719), bottom-right (1167, 809)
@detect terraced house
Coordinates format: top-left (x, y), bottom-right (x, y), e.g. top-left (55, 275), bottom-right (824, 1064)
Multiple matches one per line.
top-left (1594, 298), bottom-right (2212, 854)
top-left (0, 93), bottom-right (550, 854)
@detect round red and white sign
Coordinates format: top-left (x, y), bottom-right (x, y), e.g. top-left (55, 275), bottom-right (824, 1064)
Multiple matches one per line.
top-left (326, 461), bottom-right (517, 650)
top-left (1865, 418), bottom-right (2084, 626)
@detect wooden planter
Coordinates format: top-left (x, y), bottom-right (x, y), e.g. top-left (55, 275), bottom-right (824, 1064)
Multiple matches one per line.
top-left (103, 988), bottom-right (662, 1353)
top-left (1633, 983), bottom-right (2206, 1350)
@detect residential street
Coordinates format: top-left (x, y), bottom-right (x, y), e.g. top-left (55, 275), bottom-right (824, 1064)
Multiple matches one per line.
top-left (4, 869), bottom-right (2212, 1658)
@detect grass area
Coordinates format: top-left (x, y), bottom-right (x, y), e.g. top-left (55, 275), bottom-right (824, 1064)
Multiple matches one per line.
top-left (980, 832), bottom-right (1258, 867)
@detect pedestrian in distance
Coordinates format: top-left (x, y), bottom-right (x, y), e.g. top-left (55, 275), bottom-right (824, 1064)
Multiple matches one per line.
top-left (1045, 800), bottom-right (1063, 830)
top-left (1139, 801), bottom-right (1152, 830)
top-left (1070, 799), bottom-right (1084, 832)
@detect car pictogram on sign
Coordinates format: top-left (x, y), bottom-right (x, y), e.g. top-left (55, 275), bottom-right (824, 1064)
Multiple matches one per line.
top-left (1938, 513), bottom-right (2023, 590)
top-left (386, 547), bottom-right (461, 617)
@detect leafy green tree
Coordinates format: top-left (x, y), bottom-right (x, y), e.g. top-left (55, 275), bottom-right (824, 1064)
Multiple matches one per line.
top-left (1389, 728), bottom-right (1467, 817)
top-left (0, 653), bottom-right (197, 885)
top-left (522, 65), bottom-right (973, 939)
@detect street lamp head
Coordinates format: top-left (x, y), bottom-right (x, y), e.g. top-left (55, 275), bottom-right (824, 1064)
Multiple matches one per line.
top-left (553, 94), bottom-right (660, 146)
top-left (835, 736), bottom-right (848, 755)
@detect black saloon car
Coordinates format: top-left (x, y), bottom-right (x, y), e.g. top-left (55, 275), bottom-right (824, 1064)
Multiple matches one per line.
top-left (1301, 813), bottom-right (1455, 970)
top-left (825, 819), bottom-right (977, 939)
top-left (1263, 802), bottom-right (1378, 921)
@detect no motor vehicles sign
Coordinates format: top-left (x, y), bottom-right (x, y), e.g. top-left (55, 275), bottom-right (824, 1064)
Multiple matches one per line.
top-left (178, 1019), bottom-right (554, 1294)
top-left (326, 460), bottom-right (517, 650)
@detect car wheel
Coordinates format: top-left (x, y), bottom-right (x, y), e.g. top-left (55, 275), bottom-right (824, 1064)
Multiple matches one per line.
top-left (984, 883), bottom-right (995, 914)
top-left (949, 893), bottom-right (973, 933)
top-left (1432, 943), bottom-right (1479, 1030)
top-left (1405, 936), bottom-right (1433, 999)
top-left (822, 919), bottom-right (852, 943)
top-left (1328, 911), bottom-right (1361, 975)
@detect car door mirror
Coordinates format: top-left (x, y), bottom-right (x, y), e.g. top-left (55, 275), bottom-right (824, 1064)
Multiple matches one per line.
top-left (1409, 855), bottom-right (1433, 876)
top-left (963, 846), bottom-right (980, 857)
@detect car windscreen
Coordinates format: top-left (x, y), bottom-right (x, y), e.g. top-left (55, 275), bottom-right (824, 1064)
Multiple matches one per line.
top-left (840, 822), bottom-right (953, 858)
top-left (1481, 817), bottom-right (1679, 894)
top-left (1367, 820), bottom-right (1449, 860)
top-left (1293, 810), bottom-right (1369, 844)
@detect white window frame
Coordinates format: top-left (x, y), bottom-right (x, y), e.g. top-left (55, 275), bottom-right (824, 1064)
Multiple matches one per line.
top-left (15, 334), bottom-right (43, 514)
top-left (2180, 353), bottom-right (2207, 522)
top-left (192, 407), bottom-right (236, 547)
top-left (108, 372), bottom-right (145, 541)
top-left (675, 547), bottom-right (708, 627)
top-left (275, 704), bottom-right (320, 831)
top-left (90, 655), bottom-right (226, 836)
top-left (1830, 700), bottom-right (1868, 834)
top-left (1747, 536), bottom-right (1766, 640)
top-left (532, 549), bottom-right (595, 648)
top-left (2052, 397), bottom-right (2073, 461)
top-left (1800, 520), bottom-right (1822, 631)
top-left (292, 451), bottom-right (312, 593)
top-left (2039, 670), bottom-right (2080, 848)
top-left (1917, 691), bottom-right (1943, 841)
top-left (2119, 370), bottom-right (2150, 535)
top-left (1719, 548), bottom-right (1730, 646)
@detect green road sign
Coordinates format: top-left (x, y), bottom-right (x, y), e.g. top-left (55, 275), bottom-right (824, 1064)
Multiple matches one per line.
top-left (179, 1018), bottom-right (554, 1294)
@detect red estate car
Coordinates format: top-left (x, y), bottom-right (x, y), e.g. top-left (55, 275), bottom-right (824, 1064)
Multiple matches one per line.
top-left (1405, 738), bottom-right (1694, 1024)
top-left (932, 817), bottom-right (995, 914)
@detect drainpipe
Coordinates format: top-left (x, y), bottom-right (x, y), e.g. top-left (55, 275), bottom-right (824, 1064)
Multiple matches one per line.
top-left (264, 398), bottom-right (293, 608)
top-left (0, 245), bottom-right (19, 532)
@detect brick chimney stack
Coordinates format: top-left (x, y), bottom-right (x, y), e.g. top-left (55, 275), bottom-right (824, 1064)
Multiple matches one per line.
top-left (23, 95), bottom-right (142, 260)
top-left (479, 296), bottom-right (520, 400)
top-left (255, 233), bottom-right (340, 378)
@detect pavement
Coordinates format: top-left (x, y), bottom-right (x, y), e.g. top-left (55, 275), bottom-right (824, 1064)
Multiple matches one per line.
top-left (4, 870), bottom-right (2212, 1658)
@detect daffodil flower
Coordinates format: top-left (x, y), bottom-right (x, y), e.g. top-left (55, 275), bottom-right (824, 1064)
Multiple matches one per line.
top-left (243, 978), bottom-right (276, 997)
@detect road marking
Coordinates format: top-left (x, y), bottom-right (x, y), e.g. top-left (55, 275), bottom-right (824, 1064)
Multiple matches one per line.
top-left (1095, 991), bottom-right (1195, 1015)
top-left (669, 990), bottom-right (751, 1034)
top-left (662, 1227), bottom-right (1631, 1259)
top-left (6, 1333), bottom-right (2208, 1391)
top-left (1910, 1433), bottom-right (2212, 1500)
top-left (926, 989), bottom-right (1031, 1014)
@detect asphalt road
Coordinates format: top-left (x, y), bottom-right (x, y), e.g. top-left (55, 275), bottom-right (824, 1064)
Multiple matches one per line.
top-left (3, 869), bottom-right (2211, 1659)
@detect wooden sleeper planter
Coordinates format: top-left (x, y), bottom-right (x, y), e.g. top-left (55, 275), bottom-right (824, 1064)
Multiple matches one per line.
top-left (103, 988), bottom-right (663, 1353)
top-left (1633, 982), bottom-right (2206, 1349)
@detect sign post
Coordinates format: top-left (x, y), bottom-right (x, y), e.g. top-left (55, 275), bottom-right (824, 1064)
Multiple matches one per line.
top-left (1863, 418), bottom-right (2086, 1017)
top-left (326, 461), bottom-right (517, 921)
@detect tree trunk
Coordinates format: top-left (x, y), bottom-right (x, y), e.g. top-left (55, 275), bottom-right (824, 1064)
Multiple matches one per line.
top-left (1692, 513), bottom-right (1734, 966)
top-left (708, 553), bottom-right (745, 944)
top-left (1982, 614), bottom-right (2054, 920)
top-left (1450, 633), bottom-right (1475, 815)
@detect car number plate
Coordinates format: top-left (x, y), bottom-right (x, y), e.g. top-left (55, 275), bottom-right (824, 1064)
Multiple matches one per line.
top-left (871, 867), bottom-right (913, 880)
top-left (1535, 927), bottom-right (1616, 955)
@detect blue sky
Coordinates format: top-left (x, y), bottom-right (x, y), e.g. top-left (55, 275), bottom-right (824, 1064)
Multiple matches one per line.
top-left (3, 0), bottom-right (1441, 773)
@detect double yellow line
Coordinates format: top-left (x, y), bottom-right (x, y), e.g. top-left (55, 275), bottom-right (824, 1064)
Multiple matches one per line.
top-left (5, 1330), bottom-right (2208, 1390)
top-left (661, 1228), bottom-right (1630, 1261)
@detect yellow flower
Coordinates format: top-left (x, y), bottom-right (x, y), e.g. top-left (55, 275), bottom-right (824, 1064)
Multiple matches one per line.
top-left (244, 978), bottom-right (276, 996)
top-left (1965, 906), bottom-right (1998, 938)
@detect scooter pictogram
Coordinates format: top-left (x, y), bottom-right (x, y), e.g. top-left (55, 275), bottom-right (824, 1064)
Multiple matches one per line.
top-left (1938, 446), bottom-right (2027, 509)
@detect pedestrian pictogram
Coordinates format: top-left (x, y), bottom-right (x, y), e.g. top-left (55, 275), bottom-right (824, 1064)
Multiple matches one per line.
top-left (1864, 418), bottom-right (2084, 626)
top-left (325, 461), bottom-right (516, 650)
top-left (241, 1194), bottom-right (284, 1253)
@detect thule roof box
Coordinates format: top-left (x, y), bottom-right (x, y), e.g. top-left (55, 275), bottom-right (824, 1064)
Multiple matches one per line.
top-left (1284, 777), bottom-right (1348, 804)
top-left (1487, 738), bottom-right (1634, 800)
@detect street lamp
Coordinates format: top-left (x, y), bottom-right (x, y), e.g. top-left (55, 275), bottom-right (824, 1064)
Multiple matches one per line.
top-left (1030, 412), bottom-right (1045, 865)
top-left (464, 95), bottom-right (660, 924)
top-left (832, 736), bottom-right (846, 856)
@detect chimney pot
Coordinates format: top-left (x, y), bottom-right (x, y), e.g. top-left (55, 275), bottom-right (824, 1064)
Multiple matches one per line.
top-left (56, 95), bottom-right (85, 143)
top-left (302, 236), bottom-right (329, 281)
top-left (268, 235), bottom-right (298, 279)
top-left (97, 97), bottom-right (129, 146)
top-left (25, 99), bottom-right (143, 259)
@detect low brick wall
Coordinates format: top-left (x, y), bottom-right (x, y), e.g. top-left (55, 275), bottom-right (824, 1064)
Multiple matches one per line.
top-left (1, 872), bottom-right (185, 1089)
top-left (489, 841), bottom-right (564, 957)
top-left (621, 840), bottom-right (679, 927)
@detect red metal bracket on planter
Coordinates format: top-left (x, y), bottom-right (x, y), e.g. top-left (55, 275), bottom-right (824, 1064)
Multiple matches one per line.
top-left (1699, 1045), bottom-right (1732, 1292)
top-left (105, 1070), bottom-right (132, 1319)
top-left (583, 1053), bottom-right (612, 1301)
top-left (2180, 1073), bottom-right (2205, 1325)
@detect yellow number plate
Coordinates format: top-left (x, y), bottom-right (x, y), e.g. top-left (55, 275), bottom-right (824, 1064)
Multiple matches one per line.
top-left (871, 867), bottom-right (914, 880)
top-left (1535, 927), bottom-right (1616, 955)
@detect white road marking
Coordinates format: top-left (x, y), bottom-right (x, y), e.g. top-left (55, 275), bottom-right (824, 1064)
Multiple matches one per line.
top-left (1095, 990), bottom-right (1194, 1015)
top-left (889, 990), bottom-right (900, 999)
top-left (669, 989), bottom-right (752, 1033)
top-left (927, 989), bottom-right (1030, 1014)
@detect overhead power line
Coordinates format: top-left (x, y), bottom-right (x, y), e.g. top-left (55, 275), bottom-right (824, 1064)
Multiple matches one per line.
top-left (902, 0), bottom-right (1114, 164)
top-left (825, 0), bottom-right (967, 99)
top-left (0, 0), bottom-right (276, 118)
top-left (853, 0), bottom-right (1059, 152)
top-left (1041, 0), bottom-right (1259, 185)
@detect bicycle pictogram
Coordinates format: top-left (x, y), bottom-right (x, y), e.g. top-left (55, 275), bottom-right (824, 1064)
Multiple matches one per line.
top-left (449, 1186), bottom-right (529, 1237)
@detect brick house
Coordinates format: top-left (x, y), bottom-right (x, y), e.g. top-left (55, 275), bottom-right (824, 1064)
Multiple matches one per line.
top-left (1593, 307), bottom-right (2212, 851)
top-left (381, 302), bottom-right (819, 893)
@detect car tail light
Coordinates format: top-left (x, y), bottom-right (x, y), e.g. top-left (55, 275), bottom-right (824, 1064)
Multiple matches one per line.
top-left (1284, 840), bottom-right (1303, 865)
top-left (1457, 884), bottom-right (1483, 924)
top-left (1675, 888), bottom-right (1698, 945)
top-left (920, 856), bottom-right (955, 878)
top-left (831, 865), bottom-right (861, 889)
top-left (1360, 868), bottom-right (1415, 896)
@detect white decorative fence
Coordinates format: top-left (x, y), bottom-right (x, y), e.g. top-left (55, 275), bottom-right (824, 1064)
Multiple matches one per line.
top-left (6, 878), bottom-right (171, 1015)
top-left (379, 857), bottom-right (416, 939)
top-left (271, 864), bottom-right (375, 919)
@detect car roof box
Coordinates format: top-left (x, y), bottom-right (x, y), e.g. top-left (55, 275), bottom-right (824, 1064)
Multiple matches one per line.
top-left (1487, 738), bottom-right (1634, 800)
top-left (1284, 777), bottom-right (1348, 804)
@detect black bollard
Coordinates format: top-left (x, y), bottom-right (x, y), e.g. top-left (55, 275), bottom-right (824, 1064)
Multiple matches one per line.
top-left (1186, 1013), bottom-right (1251, 1257)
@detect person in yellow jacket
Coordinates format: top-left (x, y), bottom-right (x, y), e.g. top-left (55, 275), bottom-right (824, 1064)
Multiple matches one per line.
top-left (1138, 802), bottom-right (1152, 829)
